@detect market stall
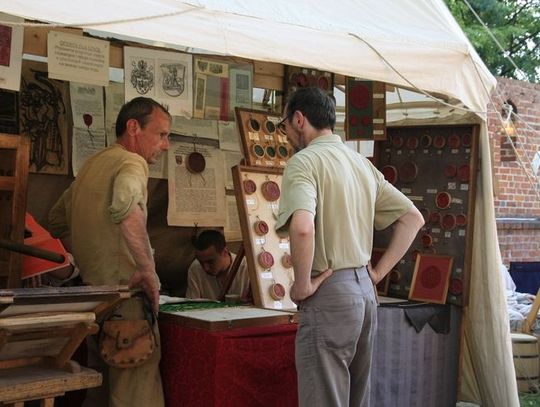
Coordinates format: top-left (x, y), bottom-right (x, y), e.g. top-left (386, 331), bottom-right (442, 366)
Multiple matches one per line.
top-left (0, 1), bottom-right (517, 405)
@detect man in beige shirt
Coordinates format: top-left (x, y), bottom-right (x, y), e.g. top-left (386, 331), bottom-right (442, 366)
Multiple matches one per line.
top-left (276, 87), bottom-right (424, 407)
top-left (49, 97), bottom-right (170, 407)
top-left (186, 230), bottom-right (250, 301)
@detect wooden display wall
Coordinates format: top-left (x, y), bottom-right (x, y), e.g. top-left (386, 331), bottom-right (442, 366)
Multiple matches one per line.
top-left (232, 165), bottom-right (295, 310)
top-left (373, 124), bottom-right (479, 306)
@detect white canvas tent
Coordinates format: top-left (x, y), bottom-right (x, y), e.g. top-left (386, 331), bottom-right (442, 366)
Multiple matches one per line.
top-left (0, 0), bottom-right (517, 405)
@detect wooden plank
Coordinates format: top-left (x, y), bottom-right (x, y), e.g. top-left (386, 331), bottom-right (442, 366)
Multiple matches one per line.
top-left (0, 177), bottom-right (15, 191)
top-left (253, 61), bottom-right (284, 77)
top-left (53, 322), bottom-right (98, 369)
top-left (0, 313), bottom-right (95, 331)
top-left (23, 27), bottom-right (83, 57)
top-left (0, 356), bottom-right (44, 370)
top-left (41, 398), bottom-right (55, 407)
top-left (253, 73), bottom-right (283, 90)
top-left (523, 287), bottom-right (540, 334)
top-left (0, 366), bottom-right (101, 403)
top-left (110, 44), bottom-right (123, 68)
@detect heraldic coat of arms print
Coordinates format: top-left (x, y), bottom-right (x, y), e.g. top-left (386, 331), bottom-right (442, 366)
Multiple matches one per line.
top-left (131, 58), bottom-right (154, 95)
top-left (160, 63), bottom-right (185, 97)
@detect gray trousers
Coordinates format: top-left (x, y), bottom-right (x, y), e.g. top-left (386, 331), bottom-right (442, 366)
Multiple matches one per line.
top-left (296, 267), bottom-right (377, 407)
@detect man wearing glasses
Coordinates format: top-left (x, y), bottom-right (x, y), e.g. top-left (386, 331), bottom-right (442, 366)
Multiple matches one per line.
top-left (276, 87), bottom-right (424, 407)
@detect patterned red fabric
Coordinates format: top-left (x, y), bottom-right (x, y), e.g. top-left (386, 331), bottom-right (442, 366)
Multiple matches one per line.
top-left (160, 322), bottom-right (298, 407)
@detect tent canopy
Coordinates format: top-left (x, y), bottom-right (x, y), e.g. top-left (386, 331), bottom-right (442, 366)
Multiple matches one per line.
top-left (3, 0), bottom-right (496, 114)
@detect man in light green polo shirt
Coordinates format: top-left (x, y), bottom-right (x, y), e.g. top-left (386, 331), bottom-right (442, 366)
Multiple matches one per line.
top-left (276, 87), bottom-right (424, 407)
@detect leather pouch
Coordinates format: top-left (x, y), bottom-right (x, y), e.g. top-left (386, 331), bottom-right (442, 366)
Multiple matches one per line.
top-left (99, 320), bottom-right (155, 368)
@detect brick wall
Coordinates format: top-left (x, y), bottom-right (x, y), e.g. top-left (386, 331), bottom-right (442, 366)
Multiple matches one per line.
top-left (488, 77), bottom-right (540, 264)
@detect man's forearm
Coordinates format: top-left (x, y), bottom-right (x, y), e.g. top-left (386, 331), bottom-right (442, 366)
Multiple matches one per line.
top-left (119, 205), bottom-right (155, 274)
top-left (289, 210), bottom-right (315, 295)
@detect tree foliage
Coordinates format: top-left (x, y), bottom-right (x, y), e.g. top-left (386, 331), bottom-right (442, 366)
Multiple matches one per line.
top-left (445, 0), bottom-right (540, 82)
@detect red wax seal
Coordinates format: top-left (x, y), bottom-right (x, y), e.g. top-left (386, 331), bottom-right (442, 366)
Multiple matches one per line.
top-left (389, 270), bottom-right (401, 283)
top-left (433, 135), bottom-right (446, 149)
top-left (419, 207), bottom-right (430, 223)
top-left (441, 213), bottom-right (456, 230)
top-left (444, 164), bottom-right (457, 178)
top-left (349, 115), bottom-right (359, 126)
top-left (261, 181), bottom-right (281, 201)
top-left (296, 73), bottom-right (308, 87)
top-left (399, 161), bottom-right (418, 183)
top-left (449, 278), bottom-right (463, 295)
top-left (435, 191), bottom-right (452, 209)
top-left (421, 233), bottom-right (433, 247)
top-left (448, 134), bottom-right (461, 149)
top-left (456, 213), bottom-right (467, 227)
top-left (406, 136), bottom-right (419, 150)
top-left (457, 164), bottom-right (470, 183)
top-left (281, 254), bottom-right (293, 269)
top-left (420, 134), bottom-right (432, 148)
top-left (349, 83), bottom-right (370, 110)
top-left (462, 133), bottom-right (472, 147)
top-left (392, 135), bottom-right (404, 149)
top-left (420, 266), bottom-right (442, 289)
top-left (258, 251), bottom-right (275, 268)
top-left (269, 283), bottom-right (286, 300)
top-left (429, 211), bottom-right (441, 224)
top-left (361, 116), bottom-right (371, 126)
top-left (243, 179), bottom-right (257, 195)
top-left (381, 165), bottom-right (398, 185)
top-left (318, 76), bottom-right (330, 91)
top-left (186, 152), bottom-right (206, 174)
top-left (253, 220), bottom-right (269, 236)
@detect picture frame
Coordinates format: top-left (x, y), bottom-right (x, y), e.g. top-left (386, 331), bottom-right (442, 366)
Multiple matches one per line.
top-left (409, 253), bottom-right (453, 304)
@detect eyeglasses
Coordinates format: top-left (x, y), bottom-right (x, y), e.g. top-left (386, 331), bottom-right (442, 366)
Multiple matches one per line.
top-left (277, 115), bottom-right (289, 132)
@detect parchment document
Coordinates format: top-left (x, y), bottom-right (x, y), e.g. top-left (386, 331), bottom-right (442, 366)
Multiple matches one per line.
top-left (167, 141), bottom-right (226, 227)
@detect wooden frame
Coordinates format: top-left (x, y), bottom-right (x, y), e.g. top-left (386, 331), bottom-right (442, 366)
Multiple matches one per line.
top-left (409, 254), bottom-right (453, 304)
top-left (345, 78), bottom-right (386, 141)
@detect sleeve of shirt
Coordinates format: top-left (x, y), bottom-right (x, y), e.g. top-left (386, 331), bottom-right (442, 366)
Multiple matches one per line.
top-left (48, 186), bottom-right (73, 239)
top-left (275, 157), bottom-right (317, 233)
top-left (185, 261), bottom-right (202, 299)
top-left (109, 158), bottom-right (149, 224)
top-left (372, 164), bottom-right (414, 231)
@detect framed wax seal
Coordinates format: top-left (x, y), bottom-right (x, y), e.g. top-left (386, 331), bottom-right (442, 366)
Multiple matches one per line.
top-left (252, 144), bottom-right (265, 158)
top-left (264, 120), bottom-right (276, 135)
top-left (186, 151), bottom-right (206, 174)
top-left (429, 211), bottom-right (441, 224)
top-left (265, 145), bottom-right (277, 159)
top-left (462, 133), bottom-right (472, 147)
top-left (269, 283), bottom-right (286, 300)
top-left (443, 164), bottom-right (457, 178)
top-left (421, 233), bottom-right (433, 247)
top-left (392, 135), bottom-right (404, 149)
top-left (440, 213), bottom-right (456, 230)
top-left (435, 191), bottom-right (451, 209)
top-left (433, 135), bottom-right (446, 149)
top-left (281, 253), bottom-right (293, 269)
top-left (406, 136), bottom-right (419, 150)
top-left (248, 117), bottom-right (261, 132)
top-left (243, 179), bottom-right (257, 195)
top-left (253, 220), bottom-right (269, 236)
top-left (456, 213), bottom-right (467, 227)
top-left (381, 165), bottom-right (398, 185)
top-left (457, 164), bottom-right (470, 183)
top-left (448, 134), bottom-right (461, 149)
top-left (261, 180), bottom-right (281, 201)
top-left (409, 253), bottom-right (453, 304)
top-left (420, 134), bottom-right (432, 148)
top-left (449, 278), bottom-right (463, 295)
top-left (277, 145), bottom-right (289, 159)
top-left (345, 78), bottom-right (385, 141)
top-left (317, 75), bottom-right (331, 91)
top-left (399, 161), bottom-right (418, 183)
top-left (258, 250), bottom-right (275, 269)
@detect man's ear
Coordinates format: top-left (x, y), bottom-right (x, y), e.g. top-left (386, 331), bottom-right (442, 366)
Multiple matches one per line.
top-left (125, 118), bottom-right (140, 136)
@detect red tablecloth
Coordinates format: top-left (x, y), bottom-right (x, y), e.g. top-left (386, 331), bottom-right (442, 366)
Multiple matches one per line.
top-left (159, 321), bottom-right (298, 407)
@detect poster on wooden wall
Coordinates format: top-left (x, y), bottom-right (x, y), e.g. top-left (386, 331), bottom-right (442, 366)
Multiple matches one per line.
top-left (0, 13), bottom-right (23, 92)
top-left (19, 61), bottom-right (69, 175)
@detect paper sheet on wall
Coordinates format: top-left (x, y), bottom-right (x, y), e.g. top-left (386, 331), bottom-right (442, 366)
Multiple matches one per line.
top-left (229, 66), bottom-right (253, 117)
top-left (105, 82), bottom-right (125, 146)
top-left (48, 31), bottom-right (109, 86)
top-left (171, 116), bottom-right (218, 140)
top-left (193, 58), bottom-right (229, 121)
top-left (167, 141), bottom-right (226, 227)
top-left (224, 195), bottom-right (242, 242)
top-left (223, 150), bottom-right (243, 190)
top-left (124, 46), bottom-right (192, 118)
top-left (218, 120), bottom-right (241, 152)
top-left (0, 13), bottom-right (23, 91)
top-left (70, 82), bottom-right (106, 176)
top-left (20, 61), bottom-right (69, 175)
top-left (149, 152), bottom-right (168, 179)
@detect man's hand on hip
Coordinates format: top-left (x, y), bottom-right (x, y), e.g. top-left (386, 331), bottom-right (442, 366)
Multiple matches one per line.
top-left (290, 269), bottom-right (333, 303)
top-left (128, 271), bottom-right (161, 313)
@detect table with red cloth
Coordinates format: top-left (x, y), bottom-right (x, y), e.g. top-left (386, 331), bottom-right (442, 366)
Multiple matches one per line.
top-left (159, 321), bottom-right (298, 407)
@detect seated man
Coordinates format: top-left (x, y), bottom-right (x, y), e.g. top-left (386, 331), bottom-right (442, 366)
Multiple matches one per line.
top-left (186, 230), bottom-right (250, 300)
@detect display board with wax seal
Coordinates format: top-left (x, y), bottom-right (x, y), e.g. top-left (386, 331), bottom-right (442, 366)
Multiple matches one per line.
top-left (232, 165), bottom-right (296, 310)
